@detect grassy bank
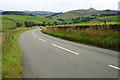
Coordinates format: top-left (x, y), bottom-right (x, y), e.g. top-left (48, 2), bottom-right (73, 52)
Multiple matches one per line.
top-left (42, 27), bottom-right (119, 52)
top-left (2, 27), bottom-right (38, 78)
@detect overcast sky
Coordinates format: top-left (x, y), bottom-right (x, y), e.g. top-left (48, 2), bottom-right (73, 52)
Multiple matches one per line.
top-left (1, 0), bottom-right (119, 12)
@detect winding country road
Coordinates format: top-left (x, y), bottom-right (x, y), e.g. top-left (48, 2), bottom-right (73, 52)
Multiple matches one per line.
top-left (18, 28), bottom-right (119, 78)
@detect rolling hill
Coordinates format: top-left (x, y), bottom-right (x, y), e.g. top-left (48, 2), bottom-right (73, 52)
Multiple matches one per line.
top-left (1, 11), bottom-right (57, 16)
top-left (1, 11), bottom-right (34, 16)
top-left (2, 14), bottom-right (60, 32)
top-left (23, 11), bottom-right (56, 16)
top-left (46, 8), bottom-right (119, 22)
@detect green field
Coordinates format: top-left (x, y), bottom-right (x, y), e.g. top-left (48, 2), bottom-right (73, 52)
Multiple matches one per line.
top-left (2, 15), bottom-right (60, 32)
top-left (91, 16), bottom-right (119, 22)
top-left (49, 21), bottom-right (119, 27)
top-left (67, 16), bottom-right (119, 23)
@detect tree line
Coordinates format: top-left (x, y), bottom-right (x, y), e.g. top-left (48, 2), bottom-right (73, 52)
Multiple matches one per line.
top-left (16, 21), bottom-right (69, 27)
top-left (72, 16), bottom-right (97, 23)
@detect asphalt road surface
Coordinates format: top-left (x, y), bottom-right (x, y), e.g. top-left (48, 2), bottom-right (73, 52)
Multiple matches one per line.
top-left (18, 28), bottom-right (119, 78)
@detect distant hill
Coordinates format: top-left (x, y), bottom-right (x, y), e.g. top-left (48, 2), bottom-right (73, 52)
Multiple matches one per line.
top-left (1, 11), bottom-right (58, 16)
top-left (0, 10), bottom-right (4, 12)
top-left (48, 8), bottom-right (119, 22)
top-left (1, 11), bottom-right (34, 16)
top-left (23, 11), bottom-right (56, 16)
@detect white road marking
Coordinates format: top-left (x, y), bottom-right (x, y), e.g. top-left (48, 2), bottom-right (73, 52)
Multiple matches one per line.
top-left (39, 38), bottom-right (46, 42)
top-left (109, 65), bottom-right (120, 70)
top-left (52, 44), bottom-right (79, 55)
top-left (33, 31), bottom-right (47, 42)
top-left (32, 32), bottom-right (37, 37)
top-left (34, 35), bottom-right (37, 37)
top-left (35, 32), bottom-right (40, 36)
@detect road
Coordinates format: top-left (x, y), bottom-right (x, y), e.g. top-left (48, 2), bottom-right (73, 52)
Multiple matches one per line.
top-left (18, 28), bottom-right (119, 78)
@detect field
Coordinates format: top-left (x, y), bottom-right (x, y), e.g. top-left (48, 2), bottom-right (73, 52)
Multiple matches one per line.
top-left (2, 15), bottom-right (60, 32)
top-left (2, 26), bottom-right (39, 78)
top-left (49, 21), bottom-right (120, 27)
top-left (91, 16), bottom-right (119, 22)
top-left (42, 25), bottom-right (119, 51)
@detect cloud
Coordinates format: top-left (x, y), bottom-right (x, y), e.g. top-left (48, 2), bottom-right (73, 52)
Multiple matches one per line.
top-left (88, 0), bottom-right (119, 10)
top-left (1, 0), bottom-right (119, 11)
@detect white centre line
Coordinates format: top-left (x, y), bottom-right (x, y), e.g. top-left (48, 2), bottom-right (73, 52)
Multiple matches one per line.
top-left (52, 44), bottom-right (79, 55)
top-left (32, 32), bottom-right (37, 37)
top-left (39, 38), bottom-right (46, 42)
top-left (109, 65), bottom-right (120, 70)
top-left (33, 31), bottom-right (47, 42)
top-left (34, 35), bottom-right (37, 37)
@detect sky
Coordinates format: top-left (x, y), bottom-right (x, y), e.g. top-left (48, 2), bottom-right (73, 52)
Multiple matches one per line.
top-left (0, 0), bottom-right (119, 12)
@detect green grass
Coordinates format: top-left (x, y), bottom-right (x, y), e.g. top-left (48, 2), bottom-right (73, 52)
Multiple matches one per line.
top-left (49, 21), bottom-right (120, 27)
top-left (42, 28), bottom-right (119, 52)
top-left (91, 15), bottom-right (119, 22)
top-left (2, 15), bottom-right (60, 24)
top-left (2, 18), bottom-right (16, 32)
top-left (2, 15), bottom-right (60, 32)
top-left (52, 14), bottom-right (119, 23)
top-left (2, 27), bottom-right (38, 78)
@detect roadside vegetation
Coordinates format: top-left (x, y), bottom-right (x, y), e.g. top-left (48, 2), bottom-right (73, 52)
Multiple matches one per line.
top-left (2, 26), bottom-right (38, 78)
top-left (42, 25), bottom-right (119, 51)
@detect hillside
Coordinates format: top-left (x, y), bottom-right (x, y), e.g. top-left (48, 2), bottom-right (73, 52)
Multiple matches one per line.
top-left (23, 11), bottom-right (56, 16)
top-left (0, 10), bottom-right (4, 12)
top-left (2, 15), bottom-right (60, 32)
top-left (1, 11), bottom-right (34, 16)
top-left (47, 8), bottom-right (119, 22)
top-left (90, 15), bottom-right (119, 22)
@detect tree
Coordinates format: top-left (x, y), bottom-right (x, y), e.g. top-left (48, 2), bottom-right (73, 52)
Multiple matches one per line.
top-left (24, 21), bottom-right (28, 27)
top-left (62, 21), bottom-right (66, 26)
top-left (24, 21), bottom-right (34, 27)
top-left (47, 22), bottom-right (51, 26)
top-left (16, 23), bottom-right (22, 27)
top-left (29, 21), bottom-right (34, 27)
top-left (37, 23), bottom-right (41, 26)
top-left (53, 21), bottom-right (58, 26)
top-left (41, 21), bottom-right (46, 26)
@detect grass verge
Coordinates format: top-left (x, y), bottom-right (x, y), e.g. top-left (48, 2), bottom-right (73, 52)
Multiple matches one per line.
top-left (41, 28), bottom-right (119, 52)
top-left (2, 26), bottom-right (38, 78)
